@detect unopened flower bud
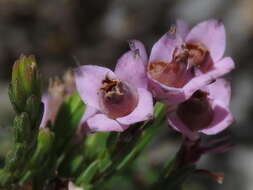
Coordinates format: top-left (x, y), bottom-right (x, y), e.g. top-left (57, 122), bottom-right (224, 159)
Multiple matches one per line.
top-left (10, 55), bottom-right (41, 113)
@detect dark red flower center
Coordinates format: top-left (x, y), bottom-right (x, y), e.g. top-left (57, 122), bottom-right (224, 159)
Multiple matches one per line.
top-left (185, 43), bottom-right (213, 73)
top-left (177, 90), bottom-right (214, 131)
top-left (99, 76), bottom-right (138, 119)
top-left (148, 43), bottom-right (213, 88)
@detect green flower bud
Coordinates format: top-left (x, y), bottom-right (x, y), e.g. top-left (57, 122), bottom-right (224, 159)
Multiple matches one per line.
top-left (10, 55), bottom-right (41, 113)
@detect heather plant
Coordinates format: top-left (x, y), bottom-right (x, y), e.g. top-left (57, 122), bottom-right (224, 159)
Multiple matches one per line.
top-left (0, 19), bottom-right (235, 190)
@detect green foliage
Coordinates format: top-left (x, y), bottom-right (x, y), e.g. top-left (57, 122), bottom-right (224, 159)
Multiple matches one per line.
top-left (53, 93), bottom-right (85, 155)
top-left (0, 55), bottom-right (42, 188)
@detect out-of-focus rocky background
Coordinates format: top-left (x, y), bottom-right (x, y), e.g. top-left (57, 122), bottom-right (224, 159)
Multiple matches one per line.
top-left (0, 0), bottom-right (252, 189)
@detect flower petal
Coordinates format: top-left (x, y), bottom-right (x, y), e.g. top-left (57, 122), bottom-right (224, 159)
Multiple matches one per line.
top-left (201, 104), bottom-right (234, 135)
top-left (75, 65), bottom-right (116, 110)
top-left (176, 19), bottom-right (189, 39)
top-left (186, 19), bottom-right (226, 62)
top-left (148, 78), bottom-right (186, 105)
top-left (206, 78), bottom-right (231, 108)
top-left (40, 94), bottom-right (62, 128)
top-left (115, 40), bottom-right (148, 89)
top-left (183, 57), bottom-right (235, 99)
top-left (87, 114), bottom-right (126, 132)
top-left (214, 56), bottom-right (235, 75)
top-left (76, 106), bottom-right (98, 137)
top-left (116, 88), bottom-right (153, 125)
top-left (40, 95), bottom-right (49, 128)
top-left (79, 106), bottom-right (98, 128)
top-left (129, 40), bottom-right (148, 64)
top-left (167, 112), bottom-right (199, 141)
top-left (149, 32), bottom-right (183, 64)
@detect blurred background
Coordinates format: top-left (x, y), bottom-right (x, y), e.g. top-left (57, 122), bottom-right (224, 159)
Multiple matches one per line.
top-left (0, 0), bottom-right (252, 189)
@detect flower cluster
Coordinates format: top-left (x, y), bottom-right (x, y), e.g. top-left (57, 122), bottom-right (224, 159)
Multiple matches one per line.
top-left (75, 19), bottom-right (235, 140)
top-left (0, 19), bottom-right (236, 190)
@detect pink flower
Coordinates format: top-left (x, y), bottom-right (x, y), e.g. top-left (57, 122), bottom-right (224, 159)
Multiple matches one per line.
top-left (147, 19), bottom-right (235, 104)
top-left (167, 79), bottom-right (234, 140)
top-left (40, 71), bottom-right (76, 128)
top-left (75, 40), bottom-right (153, 132)
top-left (40, 94), bottom-right (63, 128)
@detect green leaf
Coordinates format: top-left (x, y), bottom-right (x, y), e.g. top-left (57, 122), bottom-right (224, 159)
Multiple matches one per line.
top-left (18, 128), bottom-right (55, 184)
top-left (155, 165), bottom-right (196, 190)
top-left (117, 103), bottom-right (166, 170)
top-left (0, 170), bottom-right (12, 186)
top-left (30, 128), bottom-right (55, 167)
top-left (85, 132), bottom-right (110, 160)
top-left (75, 160), bottom-right (99, 186)
top-left (53, 93), bottom-right (85, 155)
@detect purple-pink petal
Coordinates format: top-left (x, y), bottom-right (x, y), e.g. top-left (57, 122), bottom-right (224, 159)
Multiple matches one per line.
top-left (201, 104), bottom-right (234, 135)
top-left (128, 40), bottom-right (148, 64)
top-left (149, 32), bottom-right (183, 64)
top-left (40, 95), bottom-right (50, 128)
top-left (176, 19), bottom-right (190, 40)
top-left (183, 57), bottom-right (235, 100)
top-left (87, 114), bottom-right (126, 132)
top-left (167, 112), bottom-right (199, 141)
top-left (78, 106), bottom-right (97, 128)
top-left (75, 65), bottom-right (116, 110)
top-left (213, 56), bottom-right (235, 76)
top-left (40, 94), bottom-right (62, 128)
top-left (76, 106), bottom-right (98, 137)
top-left (148, 78), bottom-right (186, 105)
top-left (186, 19), bottom-right (226, 62)
top-left (206, 78), bottom-right (231, 108)
top-left (115, 40), bottom-right (148, 89)
top-left (116, 88), bottom-right (153, 125)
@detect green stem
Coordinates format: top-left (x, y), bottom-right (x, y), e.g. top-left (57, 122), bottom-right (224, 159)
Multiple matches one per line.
top-left (117, 103), bottom-right (166, 170)
top-left (152, 137), bottom-right (197, 190)
top-left (93, 103), bottom-right (166, 189)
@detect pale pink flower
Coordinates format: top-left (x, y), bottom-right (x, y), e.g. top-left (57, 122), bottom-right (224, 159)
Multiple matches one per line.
top-left (167, 79), bottom-right (234, 140)
top-left (76, 40), bottom-right (153, 132)
top-left (147, 19), bottom-right (235, 104)
top-left (40, 71), bottom-right (76, 128)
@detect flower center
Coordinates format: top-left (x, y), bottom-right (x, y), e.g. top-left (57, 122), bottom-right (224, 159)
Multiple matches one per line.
top-left (185, 43), bottom-right (213, 73)
top-left (177, 90), bottom-right (214, 131)
top-left (148, 43), bottom-right (213, 88)
top-left (99, 76), bottom-right (138, 119)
